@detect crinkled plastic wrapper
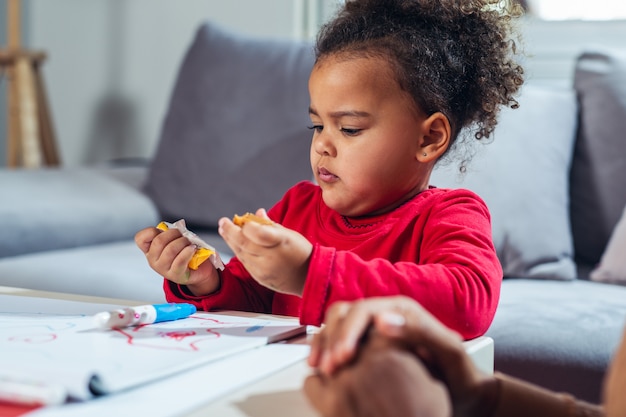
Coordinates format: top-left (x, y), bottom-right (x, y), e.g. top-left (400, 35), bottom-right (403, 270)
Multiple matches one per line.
top-left (156, 219), bottom-right (225, 271)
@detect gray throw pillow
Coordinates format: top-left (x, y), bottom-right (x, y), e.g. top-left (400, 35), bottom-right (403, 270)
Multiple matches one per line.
top-left (570, 48), bottom-right (626, 267)
top-left (144, 21), bottom-right (315, 227)
top-left (430, 84), bottom-right (578, 280)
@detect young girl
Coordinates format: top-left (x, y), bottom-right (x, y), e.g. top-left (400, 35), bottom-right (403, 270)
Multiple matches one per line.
top-left (135, 0), bottom-right (524, 339)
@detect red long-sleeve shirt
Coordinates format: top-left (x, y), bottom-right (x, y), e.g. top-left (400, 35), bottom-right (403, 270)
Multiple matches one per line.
top-left (164, 181), bottom-right (502, 339)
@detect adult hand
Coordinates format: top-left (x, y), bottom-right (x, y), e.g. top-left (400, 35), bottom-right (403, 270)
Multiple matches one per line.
top-left (218, 208), bottom-right (313, 296)
top-left (134, 227), bottom-right (220, 295)
top-left (604, 326), bottom-right (626, 417)
top-left (304, 331), bottom-right (451, 417)
top-left (306, 296), bottom-right (499, 417)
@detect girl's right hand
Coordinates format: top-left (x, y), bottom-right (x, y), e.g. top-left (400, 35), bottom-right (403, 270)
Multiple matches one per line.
top-left (134, 227), bottom-right (221, 296)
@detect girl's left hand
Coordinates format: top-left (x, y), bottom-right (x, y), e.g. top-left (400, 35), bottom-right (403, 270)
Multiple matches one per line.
top-left (218, 208), bottom-right (313, 296)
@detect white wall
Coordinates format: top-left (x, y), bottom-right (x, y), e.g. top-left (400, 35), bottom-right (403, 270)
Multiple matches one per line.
top-left (519, 17), bottom-right (626, 86)
top-left (16, 0), bottom-right (339, 167)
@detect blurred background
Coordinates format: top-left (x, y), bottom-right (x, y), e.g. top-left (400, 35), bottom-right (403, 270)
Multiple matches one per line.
top-left (0, 0), bottom-right (624, 168)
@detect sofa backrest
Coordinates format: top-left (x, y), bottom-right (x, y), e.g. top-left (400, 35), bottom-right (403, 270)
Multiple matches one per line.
top-left (431, 47), bottom-right (626, 280)
top-left (431, 84), bottom-right (579, 281)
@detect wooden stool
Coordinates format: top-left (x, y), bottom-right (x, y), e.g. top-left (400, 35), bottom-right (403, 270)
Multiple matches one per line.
top-left (1, 0), bottom-right (60, 168)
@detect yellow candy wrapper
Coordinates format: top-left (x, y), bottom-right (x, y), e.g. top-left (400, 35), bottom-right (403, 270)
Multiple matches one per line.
top-left (156, 219), bottom-right (225, 271)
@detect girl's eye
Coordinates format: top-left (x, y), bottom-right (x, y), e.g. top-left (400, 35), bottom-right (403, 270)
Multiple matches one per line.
top-left (307, 125), bottom-right (323, 133)
top-left (341, 127), bottom-right (361, 136)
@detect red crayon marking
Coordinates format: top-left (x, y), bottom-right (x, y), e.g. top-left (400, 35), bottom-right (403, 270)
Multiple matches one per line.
top-left (160, 330), bottom-right (196, 341)
top-left (192, 317), bottom-right (227, 324)
top-left (115, 327), bottom-right (220, 352)
top-left (0, 402), bottom-right (41, 416)
top-left (191, 316), bottom-right (250, 327)
top-left (8, 334), bottom-right (57, 344)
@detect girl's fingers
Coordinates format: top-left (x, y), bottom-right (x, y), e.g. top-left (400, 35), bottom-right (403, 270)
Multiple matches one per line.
top-left (134, 227), bottom-right (160, 253)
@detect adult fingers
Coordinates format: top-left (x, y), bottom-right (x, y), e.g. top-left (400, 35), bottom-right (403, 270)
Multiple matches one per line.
top-left (303, 373), bottom-right (357, 417)
top-left (321, 300), bottom-right (380, 374)
top-left (320, 301), bottom-right (373, 374)
top-left (308, 301), bottom-right (351, 369)
top-left (372, 299), bottom-right (472, 383)
top-left (313, 298), bottom-right (403, 375)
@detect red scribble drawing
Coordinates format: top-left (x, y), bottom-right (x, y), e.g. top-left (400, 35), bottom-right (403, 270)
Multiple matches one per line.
top-left (190, 315), bottom-right (248, 326)
top-left (109, 316), bottom-right (257, 352)
top-left (8, 333), bottom-right (58, 344)
top-left (1, 314), bottom-right (266, 354)
top-left (1, 320), bottom-right (78, 345)
top-left (159, 330), bottom-right (198, 342)
top-left (115, 327), bottom-right (222, 352)
top-left (0, 318), bottom-right (78, 333)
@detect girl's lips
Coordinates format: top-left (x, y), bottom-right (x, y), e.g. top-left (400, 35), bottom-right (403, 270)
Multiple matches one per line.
top-left (318, 167), bottom-right (338, 183)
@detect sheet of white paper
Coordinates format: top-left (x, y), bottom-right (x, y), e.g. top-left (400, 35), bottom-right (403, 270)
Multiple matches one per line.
top-left (0, 295), bottom-right (305, 401)
top-left (28, 343), bottom-right (310, 417)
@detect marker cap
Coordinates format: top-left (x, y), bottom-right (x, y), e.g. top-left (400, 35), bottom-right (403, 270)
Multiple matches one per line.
top-left (153, 303), bottom-right (197, 323)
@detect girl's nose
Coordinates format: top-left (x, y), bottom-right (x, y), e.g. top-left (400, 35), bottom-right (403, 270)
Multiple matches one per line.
top-left (312, 130), bottom-right (335, 157)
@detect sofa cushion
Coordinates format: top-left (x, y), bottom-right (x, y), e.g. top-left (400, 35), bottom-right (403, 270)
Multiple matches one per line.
top-left (571, 48), bottom-right (626, 267)
top-left (0, 241), bottom-right (164, 302)
top-left (591, 204), bottom-right (626, 285)
top-left (486, 279), bottom-right (626, 403)
top-left (0, 168), bottom-right (159, 258)
top-left (430, 84), bottom-right (578, 280)
top-left (0, 231), bottom-right (232, 303)
top-left (144, 21), bottom-right (315, 228)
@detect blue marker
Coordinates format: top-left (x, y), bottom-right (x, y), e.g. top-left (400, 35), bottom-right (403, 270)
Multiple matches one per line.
top-left (245, 324), bottom-right (265, 333)
top-left (93, 303), bottom-right (197, 329)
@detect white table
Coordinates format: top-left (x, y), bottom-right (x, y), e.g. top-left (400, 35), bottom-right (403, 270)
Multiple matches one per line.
top-left (0, 286), bottom-right (493, 417)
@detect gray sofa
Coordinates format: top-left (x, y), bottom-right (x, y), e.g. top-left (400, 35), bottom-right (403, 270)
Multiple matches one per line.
top-left (2, 21), bottom-right (626, 404)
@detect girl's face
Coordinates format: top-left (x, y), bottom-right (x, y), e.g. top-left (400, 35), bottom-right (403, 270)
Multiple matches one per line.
top-left (308, 55), bottom-right (433, 217)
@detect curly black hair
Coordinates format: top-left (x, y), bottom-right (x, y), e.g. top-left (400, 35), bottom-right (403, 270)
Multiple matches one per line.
top-left (315, 0), bottom-right (525, 157)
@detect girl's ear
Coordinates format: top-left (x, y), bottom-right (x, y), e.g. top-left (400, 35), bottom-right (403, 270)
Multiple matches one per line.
top-left (417, 112), bottom-right (451, 162)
